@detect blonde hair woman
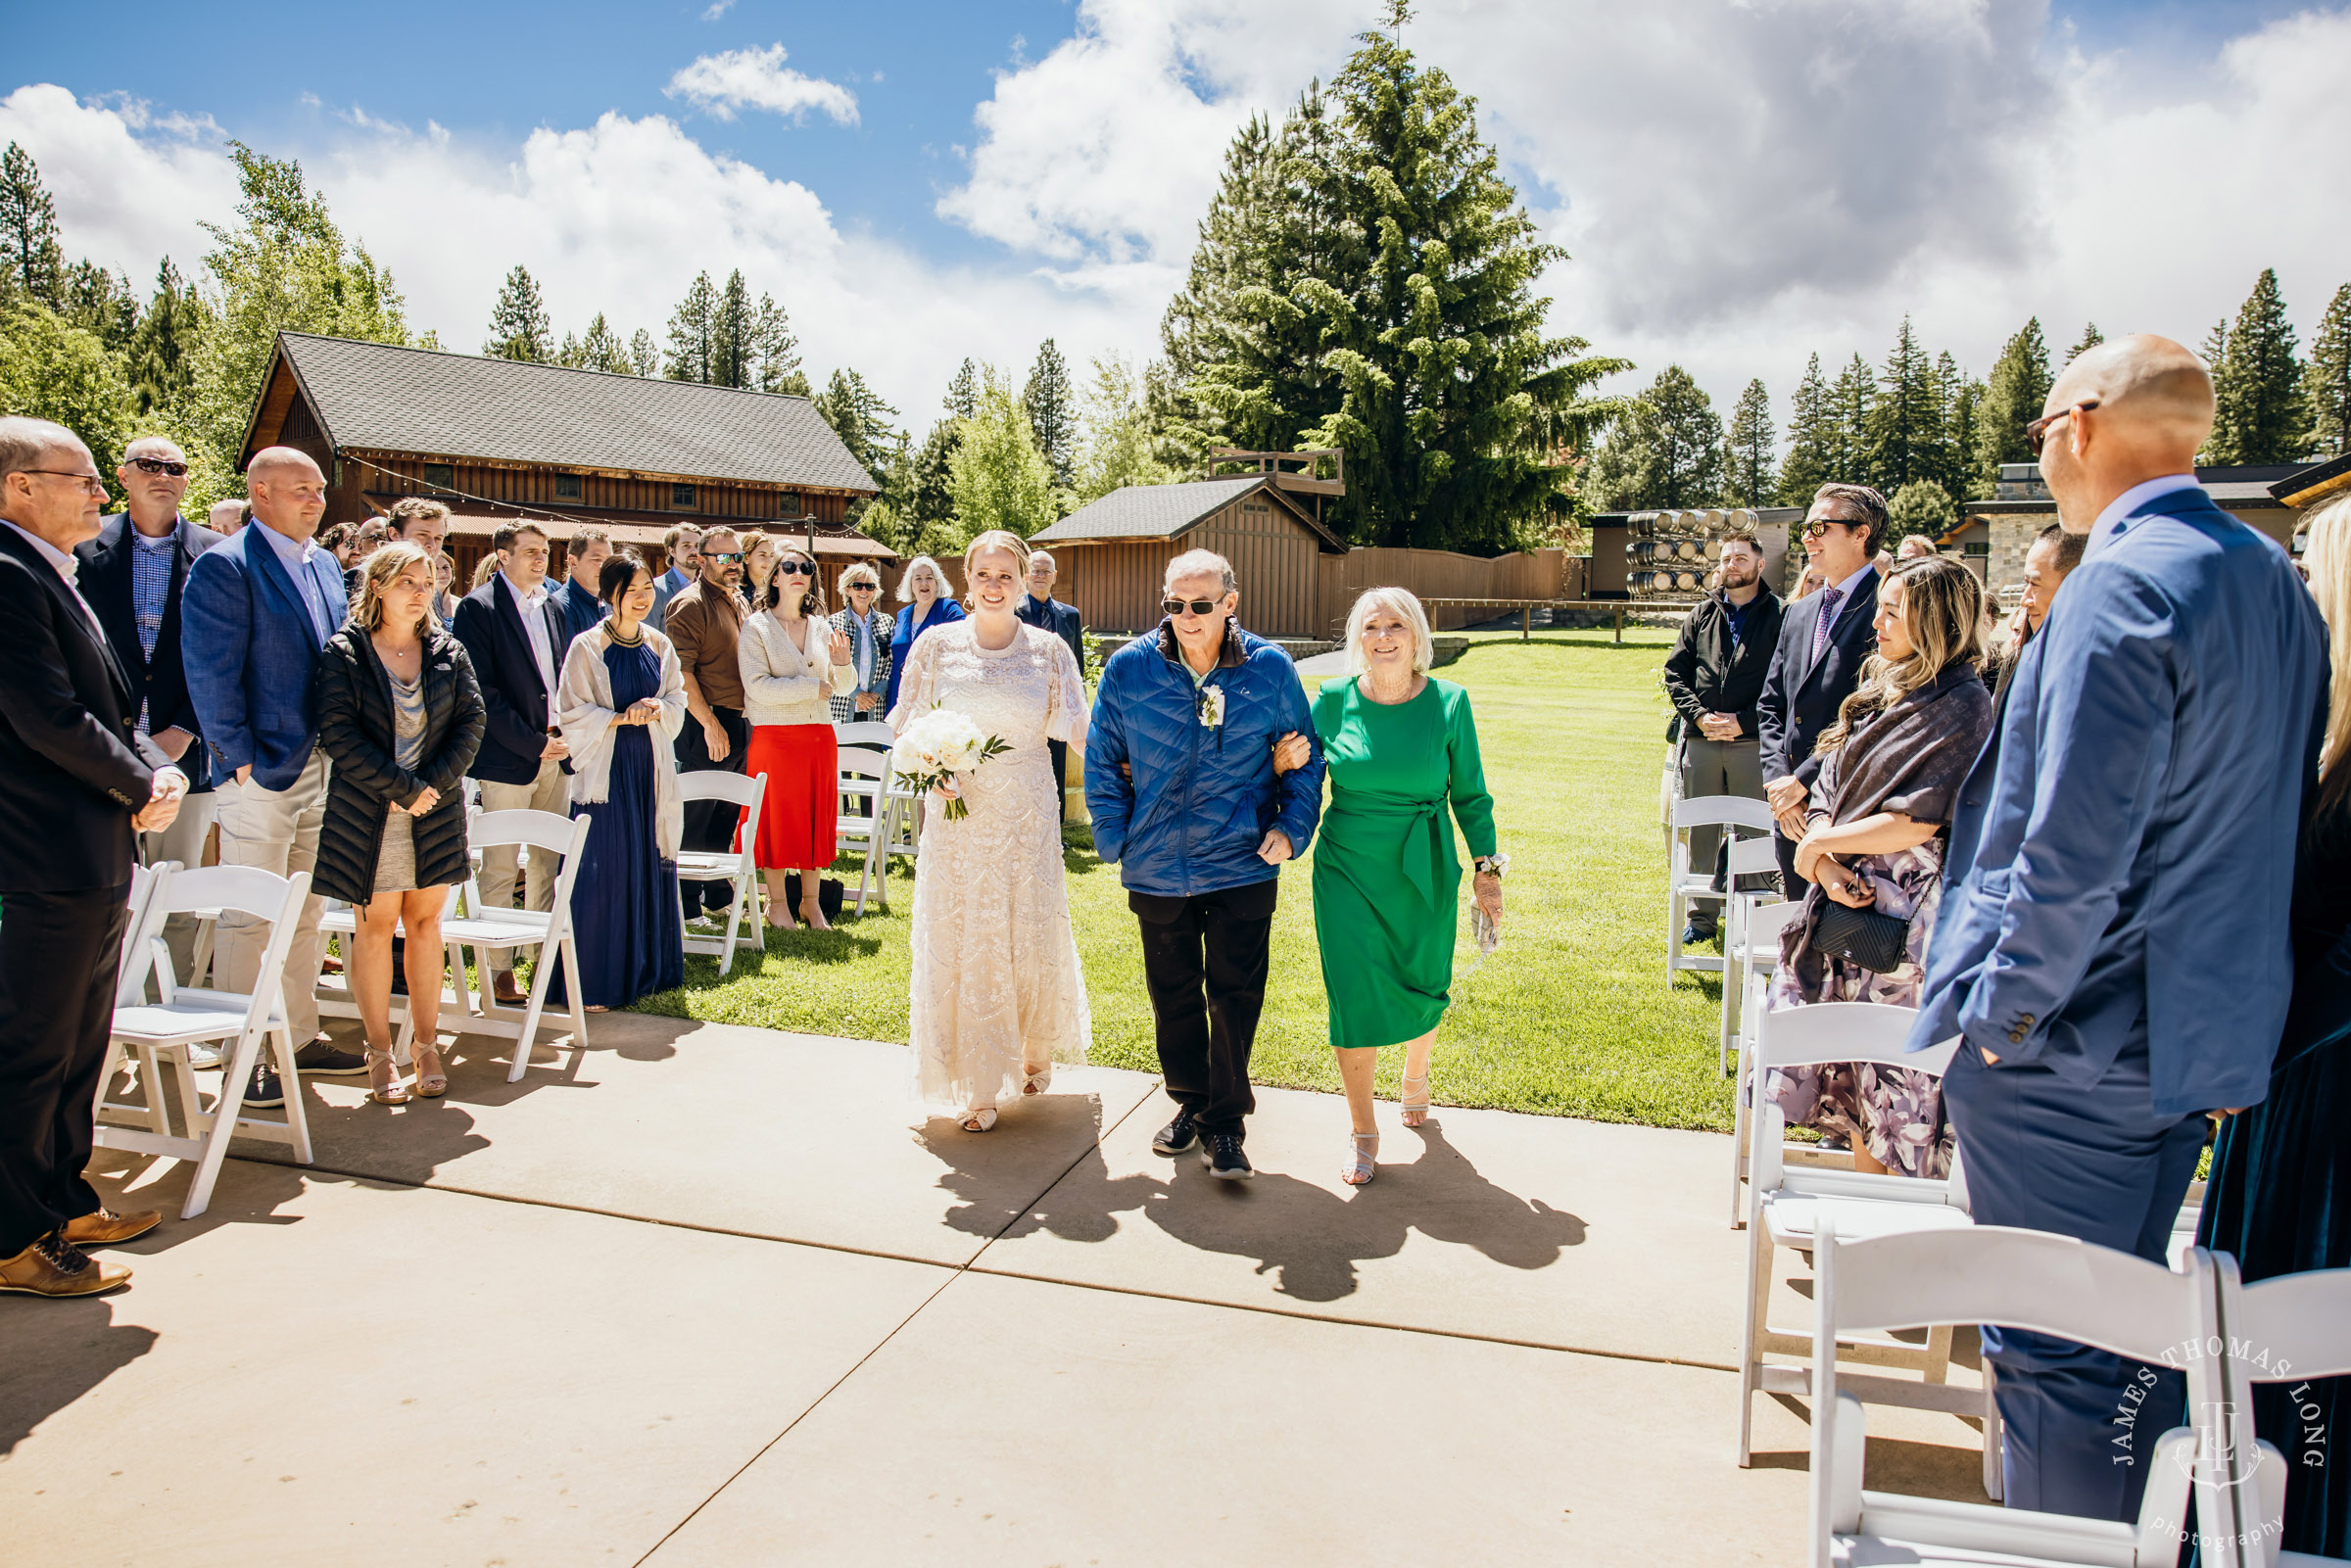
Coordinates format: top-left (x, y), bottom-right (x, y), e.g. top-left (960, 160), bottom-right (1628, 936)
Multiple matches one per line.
top-left (886, 553), bottom-right (965, 715)
top-left (1305, 587), bottom-right (1500, 1185)
top-left (312, 542), bottom-right (487, 1104)
top-left (889, 530), bottom-right (1089, 1132)
top-left (1759, 554), bottom-right (1994, 1178)
top-left (739, 544), bottom-right (855, 928)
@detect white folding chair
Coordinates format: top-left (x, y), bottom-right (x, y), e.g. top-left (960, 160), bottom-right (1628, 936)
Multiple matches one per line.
top-left (1739, 1003), bottom-right (1985, 1480)
top-left (1667, 794), bottom-right (1775, 982)
top-left (1726, 899), bottom-right (1813, 1225)
top-left (2210, 1258), bottom-right (2351, 1568)
top-left (314, 883), bottom-right (466, 1056)
top-left (445, 807), bottom-right (592, 1083)
top-left (675, 771), bottom-right (766, 974)
top-left (835, 740), bottom-right (898, 915)
top-left (1809, 1223), bottom-right (2231, 1568)
top-left (1717, 835), bottom-right (1788, 1073)
top-left (95, 865), bottom-right (317, 1218)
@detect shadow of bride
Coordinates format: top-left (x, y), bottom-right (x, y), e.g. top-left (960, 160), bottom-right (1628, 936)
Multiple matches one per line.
top-left (918, 1093), bottom-right (1153, 1246)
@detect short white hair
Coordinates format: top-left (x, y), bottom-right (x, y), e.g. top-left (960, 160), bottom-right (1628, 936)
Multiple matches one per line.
top-left (1165, 547), bottom-right (1234, 595)
top-left (897, 554), bottom-right (943, 604)
top-left (1343, 587), bottom-right (1435, 678)
top-left (1028, 549), bottom-right (1056, 574)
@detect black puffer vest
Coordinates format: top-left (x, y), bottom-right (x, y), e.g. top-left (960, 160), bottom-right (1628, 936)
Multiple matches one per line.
top-left (313, 623), bottom-right (486, 905)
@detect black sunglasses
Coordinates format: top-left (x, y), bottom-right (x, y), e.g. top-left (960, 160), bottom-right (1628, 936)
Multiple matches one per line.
top-left (702, 551), bottom-right (744, 565)
top-left (1163, 597), bottom-right (1223, 617)
top-left (846, 581), bottom-right (878, 592)
top-left (128, 456), bottom-right (190, 477)
top-left (778, 560), bottom-right (816, 576)
top-left (2025, 399), bottom-right (2100, 456)
top-left (1799, 518), bottom-right (1859, 540)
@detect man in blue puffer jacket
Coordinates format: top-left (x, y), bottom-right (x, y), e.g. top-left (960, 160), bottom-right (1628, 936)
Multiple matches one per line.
top-left (1086, 548), bottom-right (1324, 1181)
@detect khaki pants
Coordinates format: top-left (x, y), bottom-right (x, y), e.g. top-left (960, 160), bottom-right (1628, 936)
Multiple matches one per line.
top-left (476, 759), bottom-right (569, 974)
top-left (139, 785), bottom-right (218, 984)
top-left (213, 751), bottom-right (329, 1043)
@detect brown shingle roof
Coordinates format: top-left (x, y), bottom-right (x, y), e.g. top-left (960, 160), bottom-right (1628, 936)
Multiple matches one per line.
top-left (1032, 475), bottom-right (1345, 550)
top-left (264, 332), bottom-right (878, 494)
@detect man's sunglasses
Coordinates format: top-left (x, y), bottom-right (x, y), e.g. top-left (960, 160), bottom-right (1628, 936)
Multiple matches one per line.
top-left (1163, 597), bottom-right (1224, 617)
top-left (128, 456), bottom-right (190, 477)
top-left (1799, 518), bottom-right (1858, 540)
top-left (702, 551), bottom-right (744, 565)
top-left (778, 560), bottom-right (816, 576)
top-left (2025, 399), bottom-right (2099, 456)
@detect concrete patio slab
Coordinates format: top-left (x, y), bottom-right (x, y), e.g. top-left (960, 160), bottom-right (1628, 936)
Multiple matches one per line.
top-left (226, 1012), bottom-right (1162, 1266)
top-left (2, 1155), bottom-right (950, 1568)
top-left (638, 1267), bottom-right (1987, 1568)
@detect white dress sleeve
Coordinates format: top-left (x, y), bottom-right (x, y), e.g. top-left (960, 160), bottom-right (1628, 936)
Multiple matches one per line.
top-left (1041, 631), bottom-right (1088, 751)
top-left (888, 626), bottom-right (940, 734)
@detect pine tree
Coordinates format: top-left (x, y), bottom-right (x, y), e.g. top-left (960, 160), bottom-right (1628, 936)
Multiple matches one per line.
top-left (628, 328), bottom-right (658, 377)
top-left (709, 269), bottom-right (753, 389)
top-left (128, 258), bottom-right (204, 416)
top-left (1075, 353), bottom-right (1176, 500)
top-left (1777, 353), bottom-right (1833, 504)
top-left (0, 143), bottom-right (65, 305)
top-left (556, 312), bottom-right (634, 374)
top-left (814, 368), bottom-right (901, 479)
top-left (2209, 268), bottom-right (2304, 463)
top-left (1929, 352), bottom-right (1973, 499)
top-left (61, 261), bottom-right (139, 352)
top-left (484, 264), bottom-right (552, 361)
top-left (751, 294), bottom-right (804, 394)
top-left (1723, 378), bottom-right (1774, 507)
top-left (1973, 317), bottom-right (2052, 493)
top-left (2065, 322), bottom-right (2104, 364)
top-left (1022, 338), bottom-right (1076, 489)
top-left (943, 357), bottom-right (979, 420)
top-left (1826, 354), bottom-right (1875, 485)
top-left (2303, 281), bottom-right (2351, 459)
top-left (663, 272), bottom-right (717, 382)
top-left (1633, 365), bottom-right (1725, 507)
top-left (1866, 316), bottom-right (1939, 493)
top-left (946, 366), bottom-right (1056, 542)
top-left (1886, 479), bottom-right (1955, 546)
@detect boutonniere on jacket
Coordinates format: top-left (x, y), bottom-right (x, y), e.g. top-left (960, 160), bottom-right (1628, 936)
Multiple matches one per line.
top-left (1197, 684), bottom-right (1226, 729)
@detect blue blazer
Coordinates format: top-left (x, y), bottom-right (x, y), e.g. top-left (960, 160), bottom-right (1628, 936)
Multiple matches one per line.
top-left (1906, 486), bottom-right (2328, 1117)
top-left (1756, 569), bottom-right (1879, 787)
top-left (551, 574), bottom-right (607, 654)
top-left (181, 523), bottom-right (349, 790)
top-left (885, 597), bottom-right (967, 715)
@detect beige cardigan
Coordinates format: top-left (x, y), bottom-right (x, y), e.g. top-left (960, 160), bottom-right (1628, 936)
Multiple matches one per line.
top-left (738, 609), bottom-right (854, 729)
top-left (555, 622), bottom-right (689, 860)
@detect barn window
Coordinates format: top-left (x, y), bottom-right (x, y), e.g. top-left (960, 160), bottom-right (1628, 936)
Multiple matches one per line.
top-left (672, 483), bottom-right (697, 509)
top-left (554, 472), bottom-right (581, 499)
top-left (422, 463), bottom-right (454, 491)
top-left (777, 490), bottom-right (802, 518)
top-left (1963, 542), bottom-right (1990, 557)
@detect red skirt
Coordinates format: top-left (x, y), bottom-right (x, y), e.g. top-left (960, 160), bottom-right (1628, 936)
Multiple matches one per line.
top-left (741, 724), bottom-right (838, 872)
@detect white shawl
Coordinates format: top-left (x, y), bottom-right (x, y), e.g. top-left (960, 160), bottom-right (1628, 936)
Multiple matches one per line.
top-left (556, 621), bottom-right (688, 860)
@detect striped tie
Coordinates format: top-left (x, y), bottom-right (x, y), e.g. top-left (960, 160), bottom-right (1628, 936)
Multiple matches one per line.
top-left (1810, 586), bottom-right (1843, 664)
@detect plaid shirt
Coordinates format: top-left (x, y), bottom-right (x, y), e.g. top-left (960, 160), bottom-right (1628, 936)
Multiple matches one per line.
top-left (128, 527), bottom-right (176, 733)
top-left (829, 607), bottom-right (894, 723)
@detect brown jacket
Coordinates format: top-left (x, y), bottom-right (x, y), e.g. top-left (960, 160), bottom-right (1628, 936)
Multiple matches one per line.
top-left (662, 578), bottom-right (745, 712)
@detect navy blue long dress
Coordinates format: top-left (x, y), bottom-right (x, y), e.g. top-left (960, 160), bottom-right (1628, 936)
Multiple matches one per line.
top-left (2197, 812), bottom-right (2351, 1557)
top-left (556, 639), bottom-right (684, 1009)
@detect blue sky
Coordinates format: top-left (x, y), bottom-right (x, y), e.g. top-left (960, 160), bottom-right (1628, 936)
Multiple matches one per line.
top-left (6, 0), bottom-right (2345, 430)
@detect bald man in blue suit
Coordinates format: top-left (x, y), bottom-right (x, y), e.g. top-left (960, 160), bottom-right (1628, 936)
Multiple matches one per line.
top-left (1907, 337), bottom-right (2327, 1520)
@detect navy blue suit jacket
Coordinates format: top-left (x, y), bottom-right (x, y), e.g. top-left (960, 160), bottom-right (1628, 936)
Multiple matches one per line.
top-left (1756, 569), bottom-right (1880, 787)
top-left (75, 512), bottom-right (222, 790)
top-left (452, 573), bottom-right (568, 786)
top-left (182, 522), bottom-right (349, 789)
top-left (551, 575), bottom-right (607, 655)
top-left (1906, 486), bottom-right (2328, 1116)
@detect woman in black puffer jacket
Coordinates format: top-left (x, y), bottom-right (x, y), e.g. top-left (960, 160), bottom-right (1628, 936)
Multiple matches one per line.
top-left (315, 542), bottom-right (485, 1105)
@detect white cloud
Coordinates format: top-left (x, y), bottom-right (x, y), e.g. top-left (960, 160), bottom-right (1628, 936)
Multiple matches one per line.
top-left (701, 0), bottom-right (736, 18)
top-left (0, 83), bottom-right (241, 285)
top-left (666, 44), bottom-right (859, 126)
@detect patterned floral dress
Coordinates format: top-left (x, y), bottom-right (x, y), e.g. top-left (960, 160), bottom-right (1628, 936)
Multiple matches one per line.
top-left (888, 621), bottom-right (1091, 1117)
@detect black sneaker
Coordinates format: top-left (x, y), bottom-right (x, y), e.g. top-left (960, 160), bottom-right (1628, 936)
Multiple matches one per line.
top-left (1682, 919), bottom-right (1718, 946)
top-left (1199, 1132), bottom-right (1253, 1181)
top-left (1150, 1106), bottom-right (1200, 1158)
top-left (243, 1064), bottom-right (285, 1109)
top-left (295, 1039), bottom-right (369, 1077)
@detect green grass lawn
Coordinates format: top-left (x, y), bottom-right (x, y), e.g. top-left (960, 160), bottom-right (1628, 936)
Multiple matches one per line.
top-left (633, 628), bottom-right (1737, 1130)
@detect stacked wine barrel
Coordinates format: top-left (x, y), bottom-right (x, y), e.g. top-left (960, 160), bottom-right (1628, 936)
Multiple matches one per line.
top-left (1624, 508), bottom-right (1763, 601)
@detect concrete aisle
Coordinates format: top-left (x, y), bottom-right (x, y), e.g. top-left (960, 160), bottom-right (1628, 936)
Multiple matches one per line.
top-left (1, 1015), bottom-right (1990, 1566)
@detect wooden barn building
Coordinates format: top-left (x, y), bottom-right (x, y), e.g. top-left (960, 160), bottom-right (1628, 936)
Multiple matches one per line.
top-left (238, 332), bottom-right (887, 582)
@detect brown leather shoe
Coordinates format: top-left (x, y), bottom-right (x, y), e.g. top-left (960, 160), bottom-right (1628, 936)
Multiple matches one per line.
top-left (0, 1232), bottom-right (130, 1297)
top-left (492, 972), bottom-right (525, 1006)
top-left (65, 1208), bottom-right (162, 1247)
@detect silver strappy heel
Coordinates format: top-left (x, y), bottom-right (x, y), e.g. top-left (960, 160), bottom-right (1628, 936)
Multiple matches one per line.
top-left (1342, 1131), bottom-right (1377, 1186)
top-left (1400, 1071), bottom-right (1432, 1128)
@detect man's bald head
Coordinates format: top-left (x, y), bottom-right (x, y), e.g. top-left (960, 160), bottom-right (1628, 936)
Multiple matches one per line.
top-left (246, 446), bottom-right (329, 542)
top-left (247, 446), bottom-right (324, 487)
top-left (2038, 334), bottom-right (2212, 533)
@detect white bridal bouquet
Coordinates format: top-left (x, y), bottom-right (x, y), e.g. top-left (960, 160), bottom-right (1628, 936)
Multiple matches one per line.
top-left (891, 707), bottom-right (1011, 822)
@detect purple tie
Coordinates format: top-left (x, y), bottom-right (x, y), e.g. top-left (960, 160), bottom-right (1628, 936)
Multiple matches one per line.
top-left (1810, 586), bottom-right (1843, 664)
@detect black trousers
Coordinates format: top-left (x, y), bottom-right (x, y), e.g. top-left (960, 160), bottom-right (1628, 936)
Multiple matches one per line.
top-left (676, 704), bottom-right (749, 914)
top-left (1045, 738), bottom-right (1068, 806)
top-left (0, 883), bottom-right (131, 1255)
top-left (1131, 879), bottom-right (1277, 1137)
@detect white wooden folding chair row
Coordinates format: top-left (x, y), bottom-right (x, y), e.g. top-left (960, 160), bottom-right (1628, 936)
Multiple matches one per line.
top-left (1715, 835), bottom-right (1787, 1072)
top-left (444, 807), bottom-right (592, 1082)
top-left (1738, 1002), bottom-right (1996, 1494)
top-left (1725, 898), bottom-right (1814, 1226)
top-left (94, 863), bottom-right (316, 1219)
top-left (839, 719), bottom-right (923, 867)
top-left (676, 770), bottom-right (767, 974)
top-left (1809, 1224), bottom-right (2234, 1568)
top-left (1666, 794), bottom-right (1776, 982)
top-left (313, 883), bottom-right (465, 1055)
top-left (2212, 1256), bottom-right (2351, 1567)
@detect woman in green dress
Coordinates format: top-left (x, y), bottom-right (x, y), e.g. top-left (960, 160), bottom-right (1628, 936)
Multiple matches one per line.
top-left (1304, 587), bottom-right (1504, 1187)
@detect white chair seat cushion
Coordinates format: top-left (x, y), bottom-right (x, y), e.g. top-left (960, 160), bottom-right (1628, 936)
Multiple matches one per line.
top-left (1763, 1192), bottom-right (1973, 1247)
top-left (111, 1001), bottom-right (253, 1046)
top-left (442, 913), bottom-right (552, 944)
top-left (1837, 1537), bottom-right (2130, 1567)
top-left (673, 851), bottom-right (739, 879)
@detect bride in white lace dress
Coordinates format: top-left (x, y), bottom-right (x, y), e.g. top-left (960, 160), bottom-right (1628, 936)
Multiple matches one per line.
top-left (888, 530), bottom-right (1091, 1131)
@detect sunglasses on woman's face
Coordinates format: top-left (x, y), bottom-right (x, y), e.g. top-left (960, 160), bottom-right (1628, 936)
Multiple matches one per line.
top-left (778, 561), bottom-right (816, 576)
top-left (1163, 597), bottom-right (1223, 617)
